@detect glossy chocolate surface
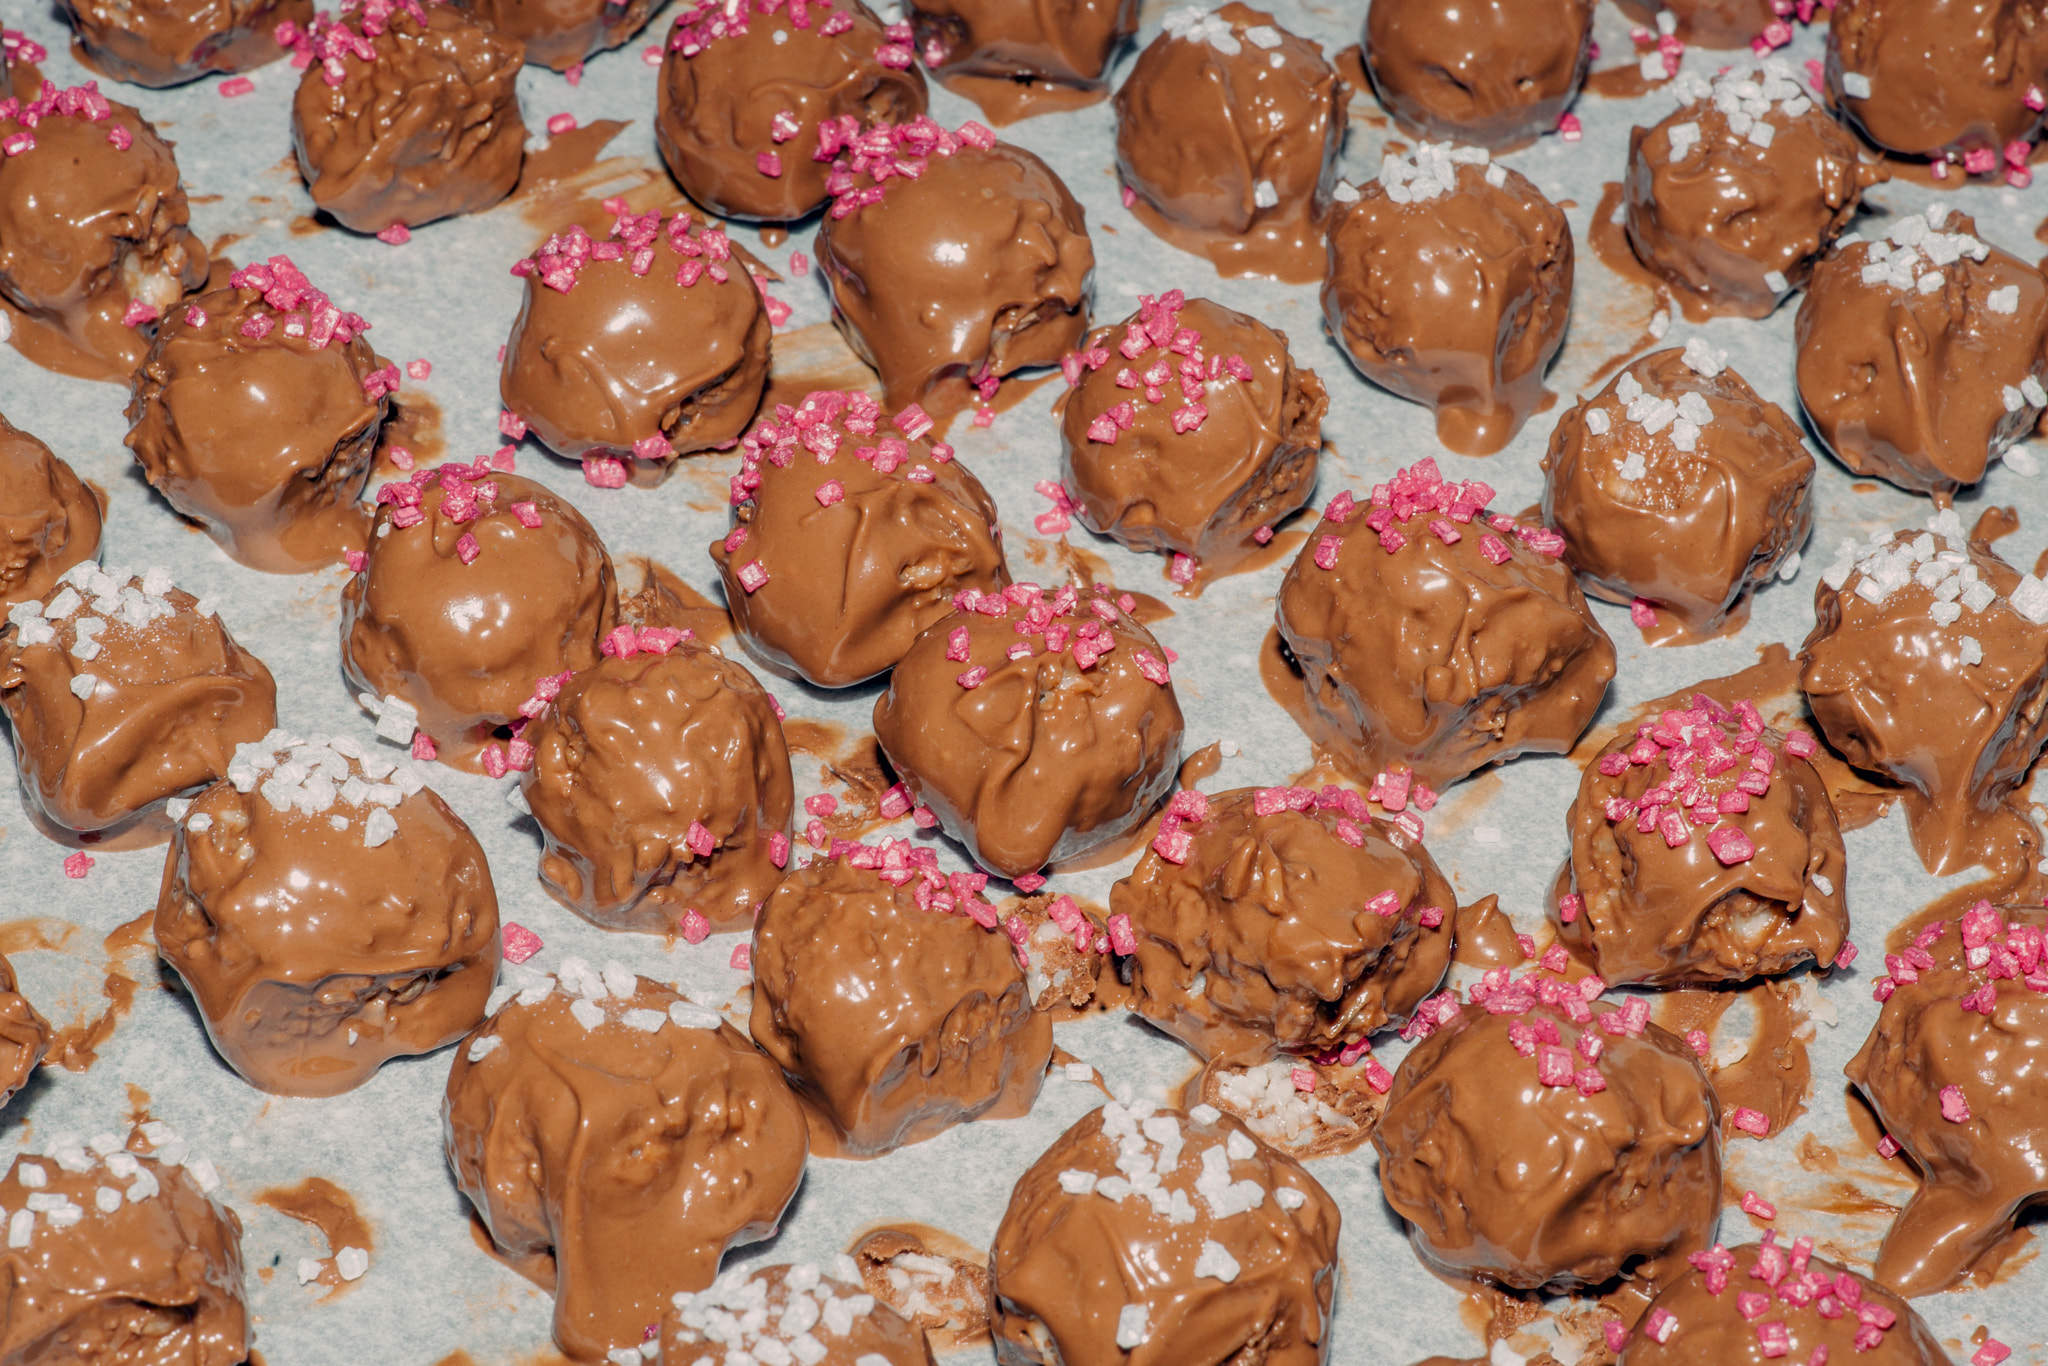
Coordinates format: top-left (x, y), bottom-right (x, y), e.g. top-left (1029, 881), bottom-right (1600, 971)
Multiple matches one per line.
top-left (60, 0), bottom-right (309, 87)
top-left (908, 0), bottom-right (1137, 124)
top-left (0, 412), bottom-right (104, 613)
top-left (1364, 0), bottom-right (1594, 152)
top-left (1826, 0), bottom-right (2048, 161)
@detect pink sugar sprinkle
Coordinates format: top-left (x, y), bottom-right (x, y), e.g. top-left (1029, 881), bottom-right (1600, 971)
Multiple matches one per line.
top-left (1707, 826), bottom-right (1757, 866)
top-left (1106, 912), bottom-right (1137, 956)
top-left (481, 744), bottom-right (508, 779)
top-left (762, 294), bottom-right (792, 326)
top-left (1973, 1340), bottom-right (2011, 1366)
top-left (1730, 1106), bottom-right (1770, 1136)
top-left (790, 251), bottom-right (809, 277)
top-left (499, 410), bottom-right (528, 439)
top-left (814, 478), bottom-right (845, 506)
top-left (1756, 1321), bottom-right (1792, 1357)
top-left (1121, 184), bottom-right (1137, 209)
top-left (455, 532), bottom-right (481, 565)
top-left (510, 501), bottom-right (542, 529)
top-left (756, 150), bottom-right (783, 177)
top-left (376, 222), bottom-right (410, 244)
top-left (1540, 944), bottom-right (1570, 974)
top-left (546, 112), bottom-right (577, 135)
top-left (121, 300), bottom-right (159, 327)
top-left (728, 943), bottom-right (751, 971)
top-left (1876, 1133), bottom-right (1900, 1158)
top-left (894, 404), bottom-right (934, 440)
top-left (1558, 892), bottom-right (1583, 923)
top-left (1603, 1322), bottom-right (1629, 1353)
top-left (500, 922), bottom-right (543, 964)
top-left (1645, 1308), bottom-right (1677, 1344)
top-left (680, 909), bottom-right (711, 944)
top-left (1253, 525), bottom-right (1274, 545)
top-left (564, 61), bottom-right (583, 85)
top-left (411, 731), bottom-right (438, 761)
top-left (956, 666), bottom-right (989, 689)
top-left (1686, 1028), bottom-right (1710, 1058)
top-left (1313, 535), bottom-right (1342, 571)
top-left (1152, 827), bottom-right (1192, 864)
top-left (62, 852), bottom-right (93, 879)
top-left (1364, 1058), bottom-right (1393, 1093)
top-left (1478, 533), bottom-right (1511, 565)
top-left (1168, 553), bottom-right (1197, 586)
top-left (685, 819), bottom-right (716, 858)
top-left (1290, 1067), bottom-right (1317, 1094)
top-left (406, 358), bottom-right (431, 380)
top-left (1783, 729), bottom-right (1817, 758)
top-left (736, 560), bottom-right (769, 593)
top-left (219, 76), bottom-right (255, 97)
top-left (1939, 1084), bottom-right (1971, 1122)
top-left (1557, 111), bottom-right (1582, 142)
top-left (1741, 1190), bottom-right (1778, 1220)
top-left (768, 831), bottom-right (790, 869)
top-left (880, 782), bottom-right (914, 819)
top-left (584, 457), bottom-right (628, 488)
top-left (643, 44), bottom-right (663, 64)
top-left (1630, 598), bottom-right (1659, 630)
top-left (1537, 1046), bottom-right (1574, 1086)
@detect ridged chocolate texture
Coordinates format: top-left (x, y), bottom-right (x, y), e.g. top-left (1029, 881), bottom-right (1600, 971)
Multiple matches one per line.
top-left (59, 0), bottom-right (310, 87)
top-left (0, 412), bottom-right (104, 613)
top-left (1619, 0), bottom-right (1782, 48)
top-left (1825, 0), bottom-right (2048, 160)
top-left (1365, 0), bottom-right (1595, 152)
top-left (663, 1263), bottom-right (933, 1366)
top-left (908, 0), bottom-right (1137, 124)
top-left (0, 950), bottom-right (51, 1109)
top-left (455, 0), bottom-right (653, 70)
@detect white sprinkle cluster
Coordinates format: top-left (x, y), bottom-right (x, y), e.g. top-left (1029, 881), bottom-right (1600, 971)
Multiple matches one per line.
top-left (221, 730), bottom-right (424, 850)
top-left (1213, 1059), bottom-right (1353, 1148)
top-left (1, 1121), bottom-right (215, 1250)
top-left (1819, 510), bottom-right (2048, 646)
top-left (1856, 204), bottom-right (1991, 300)
top-left (1377, 142), bottom-right (1496, 205)
top-left (1161, 6), bottom-right (1243, 54)
top-left (481, 958), bottom-right (725, 1039)
top-left (1666, 62), bottom-right (1811, 161)
top-left (1606, 352), bottom-right (1720, 459)
top-left (663, 1258), bottom-right (877, 1366)
top-left (5, 562), bottom-right (198, 660)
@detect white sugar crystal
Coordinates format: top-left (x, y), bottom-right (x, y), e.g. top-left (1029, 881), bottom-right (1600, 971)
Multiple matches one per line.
top-left (2023, 376), bottom-right (2047, 407)
top-left (165, 798), bottom-right (191, 820)
top-left (1331, 180), bottom-right (1359, 203)
top-left (1189, 1103), bottom-right (1221, 1124)
top-left (1676, 391), bottom-right (1715, 425)
top-left (25, 1193), bottom-right (65, 1212)
top-left (1917, 272), bottom-right (1944, 295)
top-left (1096, 1175), bottom-right (1133, 1201)
top-left (42, 588), bottom-right (81, 619)
top-left (1058, 1169), bottom-right (1098, 1195)
top-left (1961, 581), bottom-right (1997, 613)
top-left (1763, 268), bottom-right (1791, 294)
top-left (104, 1153), bottom-right (137, 1179)
top-left (821, 1297), bottom-right (854, 1336)
top-left (1225, 1130), bottom-right (1257, 1162)
top-left (602, 962), bottom-right (639, 999)
top-left (1194, 1240), bottom-right (1241, 1282)
top-left (623, 1008), bottom-right (667, 1033)
top-left (1667, 122), bottom-right (1700, 160)
top-left (68, 674), bottom-right (98, 701)
top-left (2007, 447), bottom-right (2040, 477)
top-left (1988, 285), bottom-right (2021, 314)
top-left (467, 1035), bottom-right (502, 1063)
top-left (142, 567), bottom-right (174, 597)
top-left (2004, 385), bottom-right (2026, 414)
top-left (1930, 600), bottom-right (1963, 626)
top-left (2010, 575), bottom-right (2048, 624)
top-left (669, 1001), bottom-right (724, 1031)
top-left (1615, 373), bottom-right (1643, 404)
top-left (1639, 52), bottom-right (1666, 82)
top-left (1854, 576), bottom-right (1891, 605)
top-left (1747, 119), bottom-right (1775, 149)
top-left (1244, 23), bottom-right (1280, 48)
top-left (138, 1122), bottom-right (175, 1147)
top-left (570, 998), bottom-right (607, 1030)
top-left (392, 765), bottom-right (424, 796)
top-left (374, 696), bottom-right (418, 744)
top-left (336, 1246), bottom-right (370, 1281)
top-left (1484, 164), bottom-right (1506, 187)
top-left (1961, 635), bottom-right (1985, 666)
top-left (88, 1132), bottom-right (122, 1157)
top-left (1618, 452), bottom-right (1649, 482)
top-left (1116, 1303), bottom-right (1150, 1348)
top-left (45, 1203), bottom-right (83, 1229)
top-left (186, 814), bottom-right (213, 834)
top-left (186, 1157), bottom-right (219, 1192)
top-left (1252, 179), bottom-right (1278, 209)
top-left (1584, 408), bottom-right (1611, 436)
top-left (362, 807), bottom-right (398, 848)
top-left (1670, 419), bottom-right (1700, 452)
top-left (5, 1210), bottom-right (28, 1247)
top-left (1063, 1061), bottom-right (1094, 1081)
top-left (1841, 71), bottom-right (1872, 98)
top-left (516, 980), bottom-right (554, 1007)
top-left (1777, 551), bottom-right (1801, 582)
top-left (94, 1186), bottom-right (121, 1214)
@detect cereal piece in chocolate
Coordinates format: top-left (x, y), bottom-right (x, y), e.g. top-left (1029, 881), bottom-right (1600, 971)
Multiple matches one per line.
top-left (1826, 0), bottom-right (2048, 165)
top-left (458, 0), bottom-right (653, 71)
top-left (908, 0), bottom-right (1137, 125)
top-left (0, 412), bottom-right (104, 613)
top-left (1364, 0), bottom-right (1595, 153)
top-left (59, 0), bottom-right (310, 87)
top-left (663, 1262), bottom-right (929, 1366)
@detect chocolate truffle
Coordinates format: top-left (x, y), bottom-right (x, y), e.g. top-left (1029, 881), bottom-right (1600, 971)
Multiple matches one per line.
top-left (663, 1262), bottom-right (931, 1366)
top-left (1618, 1239), bottom-right (1947, 1362)
top-left (1849, 902), bottom-right (2048, 1297)
top-left (457, 0), bottom-right (652, 71)
top-left (1364, 0), bottom-right (1594, 153)
top-left (1794, 206), bottom-right (2048, 494)
top-left (1114, 5), bottom-right (1342, 283)
top-left (750, 843), bottom-right (1052, 1154)
top-left (1554, 691), bottom-right (1849, 987)
top-left (908, 0), bottom-right (1137, 124)
top-left (1058, 291), bottom-right (1326, 584)
top-left (0, 1128), bottom-right (249, 1363)
top-left (709, 390), bottom-right (1008, 688)
top-left (155, 732), bottom-right (502, 1097)
top-left (655, 0), bottom-right (928, 221)
top-left (1323, 144), bottom-right (1574, 456)
top-left (1115, 784), bottom-right (1456, 1068)
top-left (815, 124), bottom-right (1093, 416)
top-left (1540, 344), bottom-right (1816, 641)
top-left (1376, 987), bottom-right (1722, 1291)
top-left (290, 0), bottom-right (526, 235)
top-left (519, 625), bottom-right (794, 936)
top-left (445, 964), bottom-right (808, 1362)
top-left (1, 565), bottom-right (277, 848)
top-left (990, 1099), bottom-right (1341, 1366)
top-left (59, 0), bottom-right (309, 87)
top-left (0, 412), bottom-right (104, 613)
top-left (127, 257), bottom-right (389, 574)
top-left (873, 583), bottom-right (1185, 879)
top-left (1801, 512), bottom-right (2048, 877)
top-left (1275, 459), bottom-right (1615, 792)
top-left (342, 463), bottom-right (619, 770)
top-left (500, 212), bottom-right (770, 469)
top-left (0, 84), bottom-right (208, 382)
top-left (1826, 0), bottom-right (2048, 164)
top-left (1625, 64), bottom-right (1880, 320)
top-left (0, 949), bottom-right (51, 1108)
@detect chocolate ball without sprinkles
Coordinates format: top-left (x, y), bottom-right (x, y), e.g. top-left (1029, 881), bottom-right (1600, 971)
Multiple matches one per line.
top-left (1364, 0), bottom-right (1595, 153)
top-left (59, 0), bottom-right (311, 87)
top-left (908, 0), bottom-right (1138, 125)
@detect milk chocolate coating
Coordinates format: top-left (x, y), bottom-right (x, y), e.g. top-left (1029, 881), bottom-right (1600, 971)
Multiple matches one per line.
top-left (1617, 1242), bottom-right (1947, 1362)
top-left (816, 139), bottom-right (1093, 416)
top-left (1376, 998), bottom-right (1722, 1291)
top-left (1800, 526), bottom-right (2048, 877)
top-left (0, 89), bottom-right (208, 383)
top-left (456, 0), bottom-right (652, 71)
top-left (1619, 0), bottom-right (1782, 49)
top-left (1115, 787), bottom-right (1455, 1068)
top-left (520, 635), bottom-right (793, 935)
top-left (908, 0), bottom-right (1137, 124)
top-left (655, 0), bottom-right (928, 221)
top-left (873, 585), bottom-right (1185, 879)
top-left (1, 570), bottom-right (278, 848)
top-left (343, 466), bottom-right (619, 769)
top-left (1364, 0), bottom-right (1594, 153)
top-left (291, 2), bottom-right (526, 235)
top-left (500, 215), bottom-right (770, 463)
top-left (1625, 70), bottom-right (1880, 320)
top-left (0, 1140), bottom-right (249, 1364)
top-left (0, 950), bottom-right (51, 1109)
top-left (1826, 0), bottom-right (2048, 162)
top-left (445, 970), bottom-right (808, 1361)
top-left (1275, 463), bottom-right (1615, 792)
top-left (1540, 349), bottom-right (1816, 640)
top-left (663, 1263), bottom-right (933, 1366)
top-left (0, 412), bottom-right (104, 613)
top-left (1323, 159), bottom-right (1574, 456)
top-left (1794, 213), bottom-right (2048, 494)
top-left (1848, 905), bottom-right (2048, 1297)
top-left (750, 852), bottom-right (1052, 1154)
top-left (991, 1100), bottom-right (1341, 1366)
top-left (1114, 5), bottom-right (1342, 284)
top-left (127, 276), bottom-right (388, 574)
top-left (1555, 695), bottom-right (1848, 986)
top-left (709, 392), bottom-right (1009, 688)
top-left (155, 736), bottom-right (501, 1097)
top-left (1058, 294), bottom-right (1325, 581)
top-left (60, 0), bottom-right (309, 87)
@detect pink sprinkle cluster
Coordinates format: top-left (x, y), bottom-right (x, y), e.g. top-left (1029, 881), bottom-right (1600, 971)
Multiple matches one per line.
top-left (669, 0), bottom-right (859, 59)
top-left (1315, 459), bottom-right (1563, 563)
top-left (228, 255), bottom-right (371, 349)
top-left (815, 833), bottom-right (1013, 932)
top-left (1463, 981), bottom-right (1648, 1097)
top-left (278, 0), bottom-right (428, 87)
top-left (1676, 1231), bottom-right (1902, 1355)
top-left (1075, 290), bottom-right (1252, 445)
top-left (1592, 693), bottom-right (1811, 868)
top-left (512, 208), bottom-right (732, 294)
top-left (1, 30), bottom-right (48, 65)
top-left (941, 583), bottom-right (1170, 697)
top-left (1872, 901), bottom-right (2048, 1009)
top-left (812, 114), bottom-right (995, 218)
top-left (0, 81), bottom-right (118, 158)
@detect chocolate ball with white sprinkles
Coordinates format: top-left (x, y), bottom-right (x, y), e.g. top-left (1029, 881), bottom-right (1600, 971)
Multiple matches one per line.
top-left (661, 1261), bottom-right (931, 1366)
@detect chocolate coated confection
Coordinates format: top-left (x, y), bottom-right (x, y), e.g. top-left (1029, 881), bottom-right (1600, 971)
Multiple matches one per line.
top-left (0, 85), bottom-right (208, 383)
top-left (1114, 5), bottom-right (1342, 283)
top-left (1364, 0), bottom-right (1594, 153)
top-left (1625, 65), bottom-right (1880, 320)
top-left (750, 847), bottom-right (1052, 1154)
top-left (1800, 513), bottom-right (2048, 877)
top-left (520, 627), bottom-right (793, 935)
top-left (1376, 989), bottom-right (1722, 1291)
top-left (127, 258), bottom-right (388, 574)
top-left (655, 0), bottom-right (927, 221)
top-left (343, 464), bottom-right (619, 769)
top-left (500, 212), bottom-right (769, 465)
top-left (1540, 345), bottom-right (1815, 641)
top-left (1323, 145), bottom-right (1574, 456)
top-left (663, 1262), bottom-right (932, 1366)
top-left (0, 950), bottom-right (51, 1108)
top-left (291, 0), bottom-right (526, 235)
top-left (1058, 292), bottom-right (1325, 583)
top-left (456, 0), bottom-right (652, 70)
top-left (815, 129), bottom-right (1093, 416)
top-left (1848, 903), bottom-right (2048, 1297)
top-left (1826, 0), bottom-right (2048, 163)
top-left (873, 583), bottom-right (1184, 879)
top-left (1619, 0), bottom-right (1782, 49)
top-left (709, 391), bottom-right (1008, 688)
top-left (990, 1099), bottom-right (1341, 1366)
top-left (908, 0), bottom-right (1137, 124)
top-left (445, 966), bottom-right (807, 1362)
top-left (0, 412), bottom-right (104, 613)
top-left (0, 1133), bottom-right (249, 1363)
top-left (1, 565), bottom-right (277, 848)
top-left (1617, 1240), bottom-right (1947, 1362)
top-left (60, 0), bottom-right (309, 86)
top-left (155, 733), bottom-right (501, 1097)
top-left (1794, 206), bottom-right (2048, 494)
top-left (1115, 785), bottom-right (1455, 1068)
top-left (1275, 460), bottom-right (1615, 792)
top-left (1554, 691), bottom-right (1848, 986)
